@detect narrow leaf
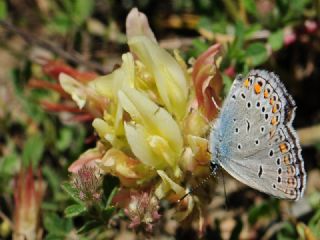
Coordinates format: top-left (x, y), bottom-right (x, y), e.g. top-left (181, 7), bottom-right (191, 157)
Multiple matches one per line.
top-left (64, 204), bottom-right (87, 218)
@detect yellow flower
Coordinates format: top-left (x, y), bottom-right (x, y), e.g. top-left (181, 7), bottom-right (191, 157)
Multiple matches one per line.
top-left (128, 36), bottom-right (189, 120)
top-left (97, 148), bottom-right (153, 187)
top-left (58, 7), bottom-right (224, 230)
top-left (59, 73), bottom-right (107, 117)
top-left (118, 87), bottom-right (183, 176)
top-left (90, 53), bottom-right (135, 148)
top-left (126, 9), bottom-right (189, 120)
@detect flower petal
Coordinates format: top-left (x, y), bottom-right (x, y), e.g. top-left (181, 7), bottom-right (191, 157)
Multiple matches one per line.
top-left (68, 142), bottom-right (105, 173)
top-left (118, 87), bottom-right (183, 155)
top-left (89, 53), bottom-right (135, 99)
top-left (126, 8), bottom-right (157, 43)
top-left (59, 73), bottom-right (87, 109)
top-left (155, 170), bottom-right (185, 199)
top-left (192, 43), bottom-right (223, 120)
top-left (124, 123), bottom-right (167, 168)
top-left (97, 148), bottom-right (139, 178)
top-left (128, 36), bottom-right (188, 119)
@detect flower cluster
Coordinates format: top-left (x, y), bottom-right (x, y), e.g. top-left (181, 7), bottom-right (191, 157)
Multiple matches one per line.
top-left (71, 165), bottom-right (102, 205)
top-left (44, 8), bottom-right (223, 231)
top-left (124, 191), bottom-right (161, 232)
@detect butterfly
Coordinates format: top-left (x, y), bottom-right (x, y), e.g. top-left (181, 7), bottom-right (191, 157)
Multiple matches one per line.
top-left (209, 70), bottom-right (306, 200)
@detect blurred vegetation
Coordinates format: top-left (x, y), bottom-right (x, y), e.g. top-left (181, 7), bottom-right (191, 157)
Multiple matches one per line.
top-left (0, 0), bottom-right (320, 239)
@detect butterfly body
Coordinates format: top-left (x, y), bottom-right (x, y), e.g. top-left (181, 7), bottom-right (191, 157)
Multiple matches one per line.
top-left (209, 70), bottom-right (306, 200)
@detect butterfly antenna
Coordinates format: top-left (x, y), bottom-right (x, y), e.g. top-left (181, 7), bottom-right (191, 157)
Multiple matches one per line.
top-left (221, 169), bottom-right (229, 210)
top-left (178, 163), bottom-right (219, 203)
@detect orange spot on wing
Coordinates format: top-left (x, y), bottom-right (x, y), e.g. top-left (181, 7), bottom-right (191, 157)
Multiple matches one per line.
top-left (269, 98), bottom-right (274, 105)
top-left (279, 143), bottom-right (288, 153)
top-left (264, 89), bottom-right (269, 98)
top-left (287, 165), bottom-right (296, 175)
top-left (272, 105), bottom-right (278, 113)
top-left (254, 83), bottom-right (261, 94)
top-left (283, 155), bottom-right (290, 164)
top-left (271, 116), bottom-right (278, 125)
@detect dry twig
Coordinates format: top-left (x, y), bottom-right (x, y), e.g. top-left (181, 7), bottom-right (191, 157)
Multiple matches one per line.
top-left (0, 20), bottom-right (108, 74)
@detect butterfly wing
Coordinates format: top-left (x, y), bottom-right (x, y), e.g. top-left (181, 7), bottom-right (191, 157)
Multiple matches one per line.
top-left (209, 70), bottom-right (306, 200)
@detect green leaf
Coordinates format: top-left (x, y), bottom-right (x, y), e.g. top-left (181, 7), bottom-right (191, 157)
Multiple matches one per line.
top-left (106, 187), bottom-right (119, 207)
top-left (276, 221), bottom-right (297, 240)
top-left (57, 128), bottom-right (73, 151)
top-left (0, 1), bottom-right (7, 20)
top-left (234, 21), bottom-right (245, 51)
top-left (78, 220), bottom-right (101, 234)
top-left (22, 133), bottom-right (45, 168)
top-left (43, 166), bottom-right (61, 199)
top-left (47, 12), bottom-right (72, 34)
top-left (188, 39), bottom-right (210, 58)
top-left (242, 0), bottom-right (257, 16)
top-left (268, 29), bottom-right (284, 51)
top-left (308, 209), bottom-right (320, 238)
top-left (248, 199), bottom-right (279, 225)
top-left (65, 204), bottom-right (87, 218)
top-left (0, 153), bottom-right (20, 176)
top-left (102, 206), bottom-right (115, 220)
top-left (244, 24), bottom-right (262, 39)
top-left (245, 42), bottom-right (268, 67)
top-left (222, 74), bottom-right (233, 97)
top-left (61, 182), bottom-right (83, 204)
top-left (197, 17), bottom-right (213, 31)
top-left (72, 0), bottom-right (94, 26)
top-left (43, 213), bottom-right (73, 236)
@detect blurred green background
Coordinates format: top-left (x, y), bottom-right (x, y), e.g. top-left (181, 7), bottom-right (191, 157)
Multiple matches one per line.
top-left (0, 0), bottom-right (320, 239)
